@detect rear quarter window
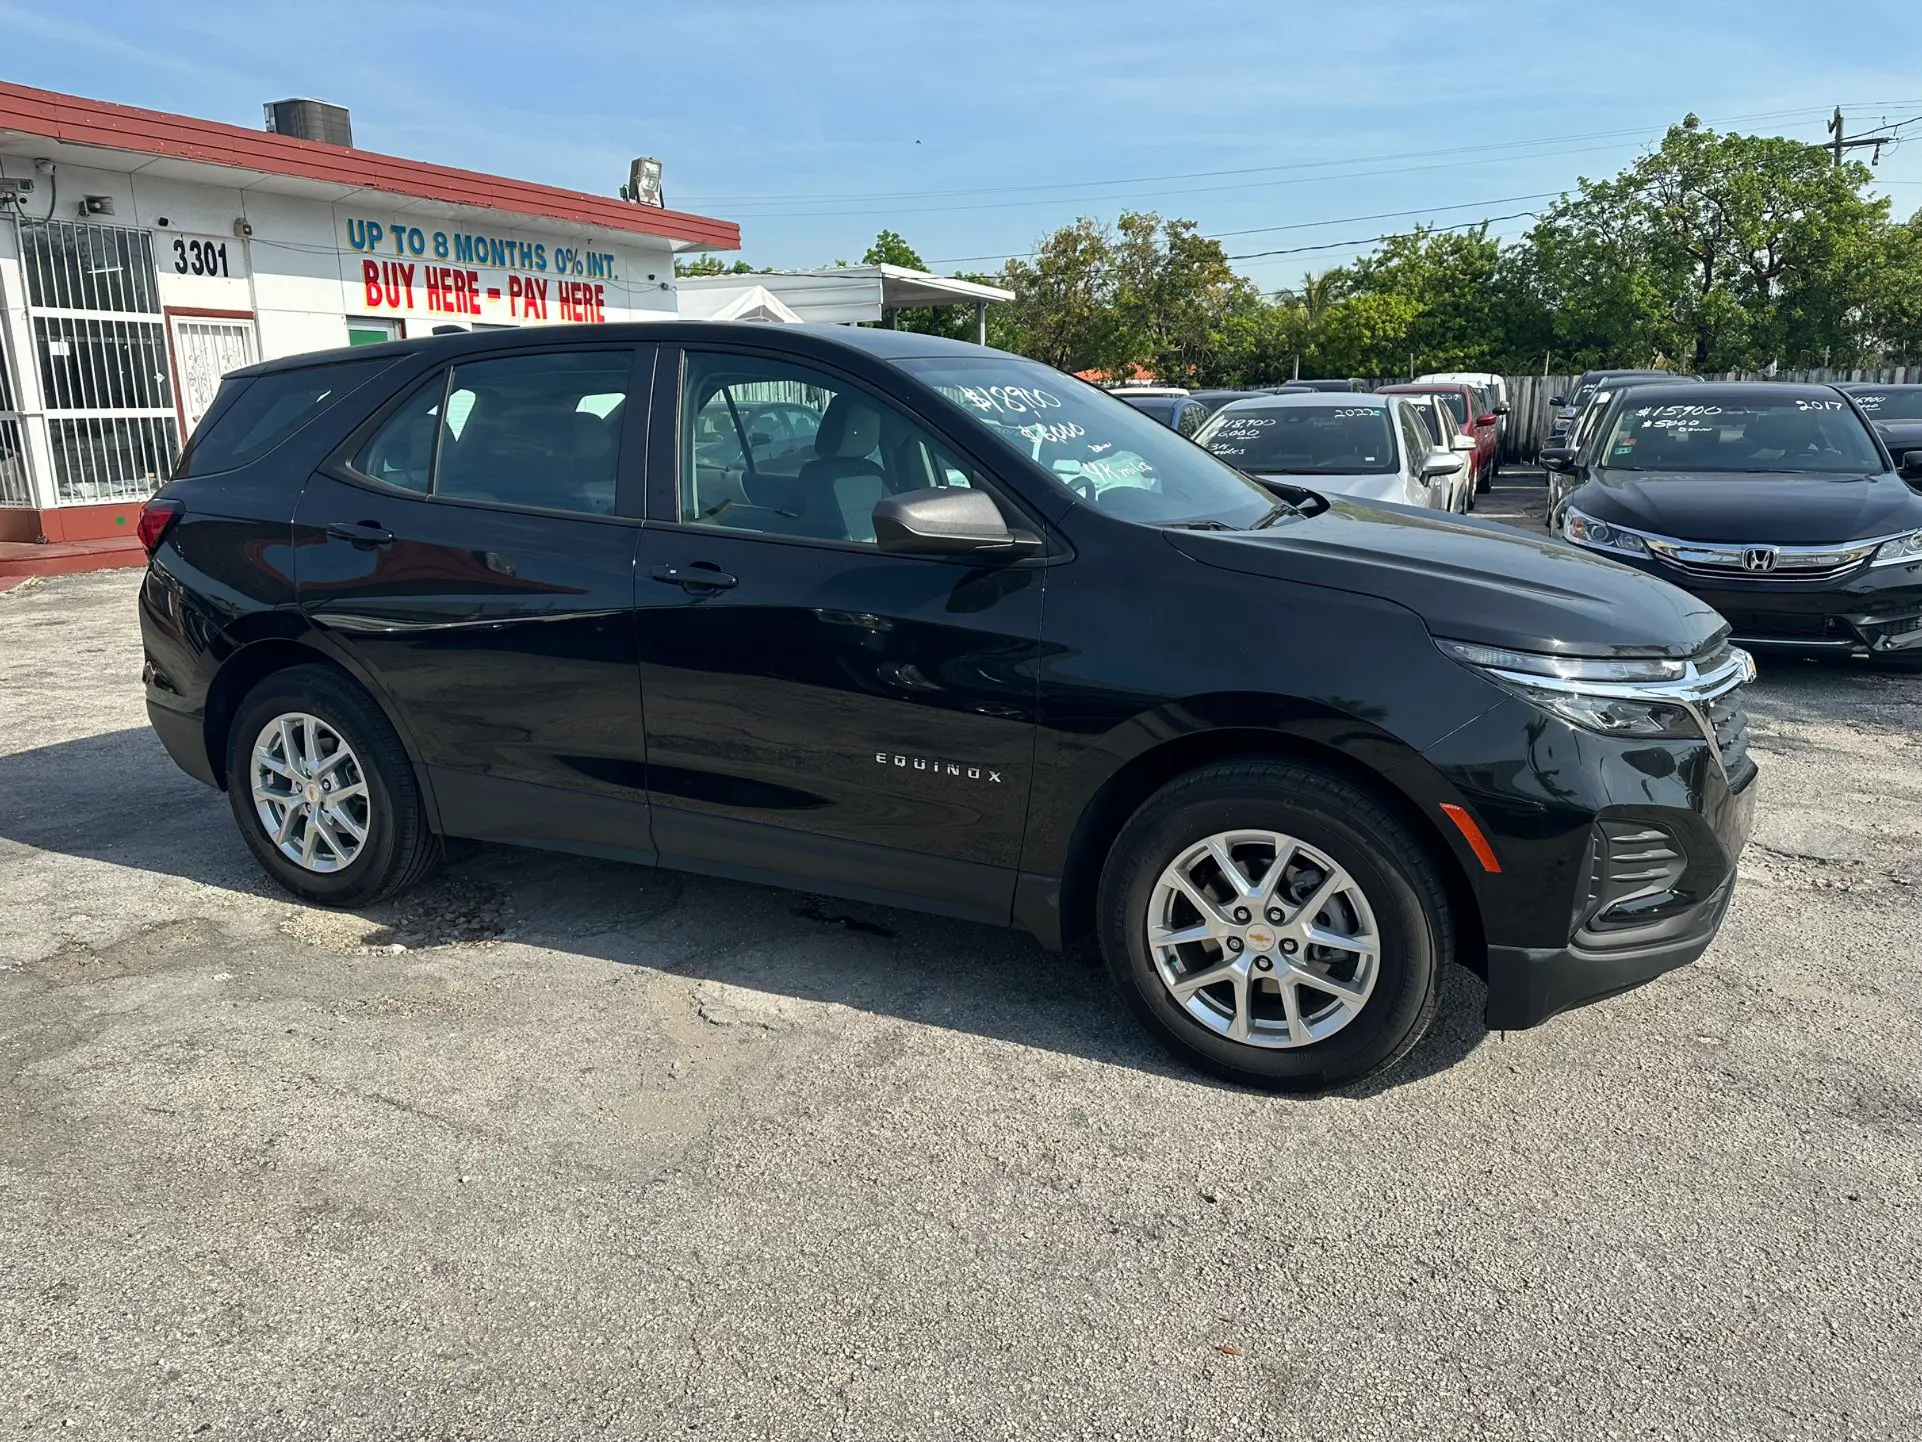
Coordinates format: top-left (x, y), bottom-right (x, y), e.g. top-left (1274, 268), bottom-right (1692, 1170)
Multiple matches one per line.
top-left (178, 358), bottom-right (392, 476)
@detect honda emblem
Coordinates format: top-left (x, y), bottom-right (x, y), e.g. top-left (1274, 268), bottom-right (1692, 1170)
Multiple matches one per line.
top-left (1740, 547), bottom-right (1778, 573)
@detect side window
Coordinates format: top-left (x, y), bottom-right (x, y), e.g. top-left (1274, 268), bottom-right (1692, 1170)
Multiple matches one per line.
top-left (183, 359), bottom-right (393, 476)
top-left (433, 351), bottom-right (629, 515)
top-left (681, 352), bottom-right (975, 546)
top-left (1175, 401), bottom-right (1209, 438)
top-left (1396, 405), bottom-right (1428, 468)
top-left (353, 374), bottom-right (442, 494)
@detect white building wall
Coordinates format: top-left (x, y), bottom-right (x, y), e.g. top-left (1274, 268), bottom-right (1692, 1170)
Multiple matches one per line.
top-left (0, 146), bottom-right (685, 510)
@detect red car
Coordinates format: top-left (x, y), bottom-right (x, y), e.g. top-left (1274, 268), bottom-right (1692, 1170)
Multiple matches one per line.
top-left (1377, 383), bottom-right (1503, 494)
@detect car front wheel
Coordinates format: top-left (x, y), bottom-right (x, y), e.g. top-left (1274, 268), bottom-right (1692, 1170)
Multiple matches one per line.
top-left (1097, 759), bottom-right (1449, 1091)
top-left (225, 664), bottom-right (441, 907)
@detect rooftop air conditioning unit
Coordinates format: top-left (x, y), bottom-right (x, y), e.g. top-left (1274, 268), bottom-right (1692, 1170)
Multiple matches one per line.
top-left (263, 99), bottom-right (353, 148)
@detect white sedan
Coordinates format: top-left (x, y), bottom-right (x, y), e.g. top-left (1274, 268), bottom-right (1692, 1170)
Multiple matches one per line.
top-left (1192, 393), bottom-right (1467, 512)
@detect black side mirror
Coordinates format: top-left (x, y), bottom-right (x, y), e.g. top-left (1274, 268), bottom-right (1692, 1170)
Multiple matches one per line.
top-left (1548, 395), bottom-right (1566, 408)
top-left (873, 487), bottom-right (1041, 558)
top-left (1539, 446), bottom-right (1577, 471)
top-left (1494, 403), bottom-right (1512, 416)
top-left (1900, 449), bottom-right (1922, 481)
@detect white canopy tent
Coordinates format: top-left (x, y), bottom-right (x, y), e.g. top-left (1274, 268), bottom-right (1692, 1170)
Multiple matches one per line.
top-left (674, 283), bottom-right (805, 324)
top-left (674, 264), bottom-right (1013, 340)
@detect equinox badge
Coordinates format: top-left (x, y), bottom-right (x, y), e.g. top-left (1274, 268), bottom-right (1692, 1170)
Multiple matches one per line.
top-left (876, 752), bottom-right (1003, 783)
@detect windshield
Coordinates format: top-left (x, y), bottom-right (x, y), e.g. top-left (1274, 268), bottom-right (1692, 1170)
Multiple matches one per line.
top-left (1598, 396), bottom-right (1886, 474)
top-left (894, 355), bottom-right (1280, 528)
top-left (1852, 389), bottom-right (1922, 421)
top-left (1193, 403), bottom-right (1398, 474)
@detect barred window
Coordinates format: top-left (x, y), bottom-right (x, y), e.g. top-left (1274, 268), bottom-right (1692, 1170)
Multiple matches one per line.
top-left (0, 420), bottom-right (28, 508)
top-left (20, 221), bottom-right (161, 314)
top-left (48, 417), bottom-right (179, 504)
top-left (33, 317), bottom-right (175, 412)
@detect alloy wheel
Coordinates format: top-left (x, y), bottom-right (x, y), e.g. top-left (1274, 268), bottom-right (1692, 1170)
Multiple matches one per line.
top-left (250, 712), bottom-right (371, 873)
top-left (1146, 829), bottom-right (1380, 1048)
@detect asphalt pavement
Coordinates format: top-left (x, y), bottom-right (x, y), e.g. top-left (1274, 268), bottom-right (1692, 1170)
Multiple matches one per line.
top-left (3, 474), bottom-right (1919, 1440)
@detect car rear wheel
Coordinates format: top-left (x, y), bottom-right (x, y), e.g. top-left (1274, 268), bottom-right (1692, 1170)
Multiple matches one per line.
top-left (1477, 460), bottom-right (1495, 494)
top-left (226, 664), bottom-right (441, 907)
top-left (1097, 759), bottom-right (1448, 1091)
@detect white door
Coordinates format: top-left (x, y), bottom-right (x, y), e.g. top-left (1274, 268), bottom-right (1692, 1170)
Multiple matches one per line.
top-left (170, 317), bottom-right (259, 437)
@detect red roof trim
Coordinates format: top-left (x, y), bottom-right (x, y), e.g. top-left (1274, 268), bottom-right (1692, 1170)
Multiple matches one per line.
top-left (0, 81), bottom-right (739, 250)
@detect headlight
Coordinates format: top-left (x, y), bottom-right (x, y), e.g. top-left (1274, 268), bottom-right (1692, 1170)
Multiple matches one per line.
top-left (1562, 507), bottom-right (1649, 557)
top-left (1438, 639), bottom-right (1733, 742)
top-left (1872, 530), bottom-right (1922, 568)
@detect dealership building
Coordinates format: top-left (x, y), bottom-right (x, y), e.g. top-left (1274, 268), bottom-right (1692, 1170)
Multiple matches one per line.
top-left (0, 81), bottom-right (741, 558)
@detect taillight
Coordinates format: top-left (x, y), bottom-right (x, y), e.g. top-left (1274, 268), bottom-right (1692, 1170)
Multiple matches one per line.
top-left (137, 498), bottom-right (184, 555)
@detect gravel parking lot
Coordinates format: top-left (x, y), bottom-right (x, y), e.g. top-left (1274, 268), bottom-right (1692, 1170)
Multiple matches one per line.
top-left (4, 473), bottom-right (1920, 1441)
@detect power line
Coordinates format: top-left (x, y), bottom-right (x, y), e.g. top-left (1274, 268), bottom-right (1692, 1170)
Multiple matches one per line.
top-left (685, 101), bottom-right (1920, 213)
top-left (1225, 211), bottom-right (1542, 263)
top-left (927, 190), bottom-right (1564, 266)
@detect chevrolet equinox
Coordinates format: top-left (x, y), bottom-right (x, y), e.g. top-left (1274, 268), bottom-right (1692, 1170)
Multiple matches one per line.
top-left (138, 325), bottom-right (1758, 1090)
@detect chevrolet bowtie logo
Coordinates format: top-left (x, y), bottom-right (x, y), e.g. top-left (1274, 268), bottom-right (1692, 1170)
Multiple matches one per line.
top-left (1741, 547), bottom-right (1779, 573)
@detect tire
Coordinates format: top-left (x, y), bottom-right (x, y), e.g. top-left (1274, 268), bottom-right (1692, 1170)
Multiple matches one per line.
top-left (1097, 759), bottom-right (1448, 1091)
top-left (1477, 460), bottom-right (1494, 494)
top-left (225, 664), bottom-right (441, 907)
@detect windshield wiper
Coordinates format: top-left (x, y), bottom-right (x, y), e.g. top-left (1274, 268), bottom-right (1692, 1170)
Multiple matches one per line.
top-left (1158, 518), bottom-right (1236, 531)
top-left (1251, 501), bottom-right (1297, 529)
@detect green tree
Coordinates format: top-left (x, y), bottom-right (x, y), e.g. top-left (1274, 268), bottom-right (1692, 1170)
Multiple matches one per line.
top-left (992, 218), bottom-right (1129, 374)
top-left (1522, 116), bottom-right (1891, 370)
top-left (674, 254), bottom-right (757, 277)
top-left (859, 229), bottom-right (980, 339)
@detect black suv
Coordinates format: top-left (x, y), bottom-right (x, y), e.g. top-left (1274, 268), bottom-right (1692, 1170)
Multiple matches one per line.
top-left (138, 325), bottom-right (1757, 1090)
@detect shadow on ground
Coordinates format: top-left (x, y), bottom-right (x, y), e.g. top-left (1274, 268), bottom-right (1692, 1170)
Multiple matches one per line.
top-left (0, 726), bottom-right (1491, 1094)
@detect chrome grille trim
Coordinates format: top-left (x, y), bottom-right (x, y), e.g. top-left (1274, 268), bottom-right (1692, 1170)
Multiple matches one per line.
top-left (1479, 647), bottom-right (1758, 785)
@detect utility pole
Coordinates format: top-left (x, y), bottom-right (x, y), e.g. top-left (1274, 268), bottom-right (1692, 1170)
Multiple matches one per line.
top-left (1826, 108), bottom-right (1889, 167)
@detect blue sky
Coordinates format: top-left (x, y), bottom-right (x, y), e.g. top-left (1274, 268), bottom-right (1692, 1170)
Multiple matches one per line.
top-left (5, 0), bottom-right (1921, 289)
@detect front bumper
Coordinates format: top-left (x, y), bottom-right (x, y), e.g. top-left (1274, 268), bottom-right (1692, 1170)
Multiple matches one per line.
top-left (1607, 554), bottom-right (1922, 656)
top-left (1411, 681), bottom-right (1758, 1030)
top-left (1484, 772), bottom-right (1755, 1027)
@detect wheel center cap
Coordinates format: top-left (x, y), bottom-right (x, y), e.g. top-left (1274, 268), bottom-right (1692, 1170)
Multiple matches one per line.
top-left (303, 783), bottom-right (321, 805)
top-left (1244, 924), bottom-right (1276, 953)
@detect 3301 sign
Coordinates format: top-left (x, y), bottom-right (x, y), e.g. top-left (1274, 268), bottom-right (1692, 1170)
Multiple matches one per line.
top-left (165, 235), bottom-right (246, 279)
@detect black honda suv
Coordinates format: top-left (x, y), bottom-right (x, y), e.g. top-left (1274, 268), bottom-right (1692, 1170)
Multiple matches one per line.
top-left (138, 325), bottom-right (1757, 1090)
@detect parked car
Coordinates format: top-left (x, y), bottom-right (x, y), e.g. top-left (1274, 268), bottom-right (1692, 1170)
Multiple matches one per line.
top-left (1545, 369), bottom-right (1688, 448)
top-left (139, 325), bottom-right (1755, 1091)
top-left (1193, 393), bottom-right (1468, 512)
top-left (1418, 371), bottom-right (1511, 446)
top-left (1545, 374), bottom-right (1699, 515)
top-left (1543, 381), bottom-right (1922, 656)
top-left (1409, 392), bottom-right (1482, 511)
top-left (1375, 382), bottom-right (1502, 493)
top-left (1835, 383), bottom-right (1922, 458)
top-left (1185, 388), bottom-right (1269, 412)
top-left (1289, 378), bottom-right (1371, 393)
top-left (1117, 392), bottom-right (1212, 436)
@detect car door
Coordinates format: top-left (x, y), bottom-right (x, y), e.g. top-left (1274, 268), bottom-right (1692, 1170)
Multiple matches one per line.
top-left (632, 343), bottom-right (1048, 923)
top-left (293, 343), bottom-right (655, 854)
top-left (1393, 401), bottom-right (1444, 510)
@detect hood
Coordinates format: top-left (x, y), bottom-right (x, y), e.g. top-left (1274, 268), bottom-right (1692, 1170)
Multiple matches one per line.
top-left (1165, 497), bottom-right (1724, 658)
top-left (1254, 471), bottom-right (1403, 504)
top-left (1873, 419), bottom-right (1922, 452)
top-left (1576, 469), bottom-right (1922, 545)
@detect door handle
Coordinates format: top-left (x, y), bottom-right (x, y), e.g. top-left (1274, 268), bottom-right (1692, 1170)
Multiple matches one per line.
top-left (651, 563), bottom-right (737, 592)
top-left (326, 520), bottom-right (394, 548)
